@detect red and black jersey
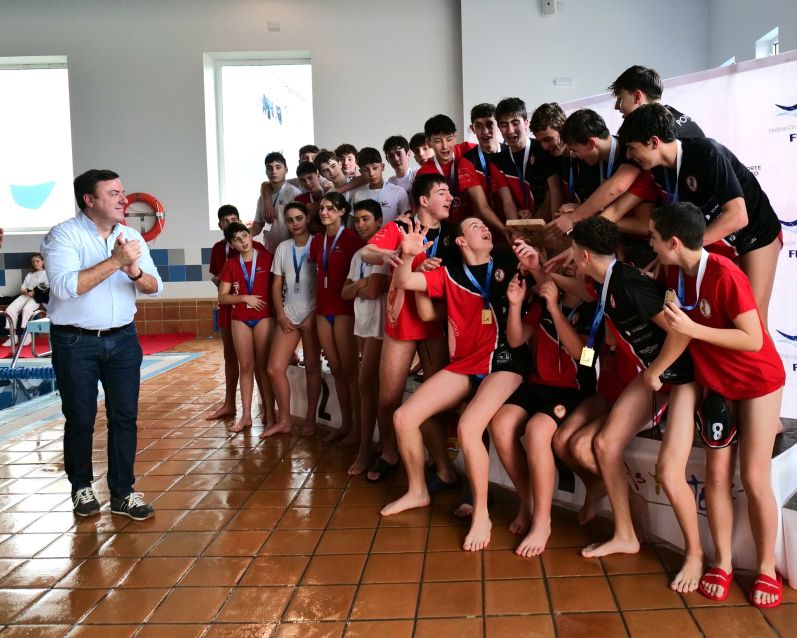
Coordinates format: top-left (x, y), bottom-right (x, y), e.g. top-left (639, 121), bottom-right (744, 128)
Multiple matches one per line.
top-left (459, 146), bottom-right (510, 217)
top-left (219, 244), bottom-right (274, 322)
top-left (661, 253), bottom-right (784, 400)
top-left (423, 252), bottom-right (520, 375)
top-left (593, 261), bottom-right (692, 383)
top-left (650, 138), bottom-right (781, 256)
top-left (416, 142), bottom-right (477, 225)
top-left (210, 239), bottom-right (233, 328)
top-left (523, 298), bottom-right (600, 392)
top-left (492, 140), bottom-right (559, 214)
top-left (308, 227), bottom-right (364, 316)
top-left (368, 219), bottom-right (456, 341)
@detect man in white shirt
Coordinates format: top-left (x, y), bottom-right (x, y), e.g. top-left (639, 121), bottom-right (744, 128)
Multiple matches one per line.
top-left (41, 169), bottom-right (163, 521)
top-left (250, 152), bottom-right (302, 253)
top-left (351, 148), bottom-right (412, 224)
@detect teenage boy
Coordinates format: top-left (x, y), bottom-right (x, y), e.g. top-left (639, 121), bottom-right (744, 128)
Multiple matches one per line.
top-left (550, 217), bottom-right (702, 594)
top-left (651, 202), bottom-right (785, 608)
top-left (409, 132), bottom-right (435, 167)
top-left (382, 217), bottom-right (528, 553)
top-left (493, 98), bottom-right (561, 220)
top-left (286, 144), bottom-right (333, 191)
top-left (460, 103), bottom-right (519, 243)
top-left (351, 147), bottom-right (412, 224)
top-left (250, 152), bottom-right (301, 252)
top-left (313, 150), bottom-right (368, 200)
top-left (560, 109), bottom-right (660, 236)
top-left (208, 204), bottom-right (244, 420)
top-left (549, 65), bottom-right (705, 235)
top-left (416, 114), bottom-right (477, 225)
top-left (335, 143), bottom-right (360, 177)
top-left (294, 161), bottom-right (326, 233)
top-left (384, 135), bottom-right (418, 193)
top-left (360, 173), bottom-right (458, 485)
top-left (619, 104), bottom-right (782, 325)
top-left (529, 103), bottom-right (567, 216)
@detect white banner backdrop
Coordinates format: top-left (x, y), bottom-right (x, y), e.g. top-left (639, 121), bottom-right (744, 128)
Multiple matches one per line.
top-left (562, 50), bottom-right (797, 417)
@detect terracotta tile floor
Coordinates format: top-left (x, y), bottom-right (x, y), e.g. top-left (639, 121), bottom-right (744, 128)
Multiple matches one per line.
top-left (0, 339), bottom-right (792, 637)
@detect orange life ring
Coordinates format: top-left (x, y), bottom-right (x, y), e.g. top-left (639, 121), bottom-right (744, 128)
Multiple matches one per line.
top-left (123, 192), bottom-right (165, 242)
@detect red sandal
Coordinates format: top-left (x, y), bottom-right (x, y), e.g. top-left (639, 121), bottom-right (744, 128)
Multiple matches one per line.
top-left (698, 567), bottom-right (734, 602)
top-left (749, 572), bottom-right (782, 609)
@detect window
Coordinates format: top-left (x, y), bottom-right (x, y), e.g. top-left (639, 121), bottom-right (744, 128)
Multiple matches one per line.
top-left (0, 57), bottom-right (75, 234)
top-left (204, 52), bottom-right (314, 228)
top-left (755, 27), bottom-right (779, 59)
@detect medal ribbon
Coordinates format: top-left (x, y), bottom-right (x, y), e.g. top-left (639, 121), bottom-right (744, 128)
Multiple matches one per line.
top-left (240, 251), bottom-right (258, 295)
top-left (600, 136), bottom-right (618, 184)
top-left (291, 240), bottom-right (309, 290)
top-left (462, 258), bottom-right (494, 311)
top-left (322, 226), bottom-right (344, 277)
top-left (587, 258), bottom-right (616, 349)
top-left (662, 139), bottom-right (683, 204)
top-left (433, 156), bottom-right (458, 196)
top-left (676, 249), bottom-right (709, 311)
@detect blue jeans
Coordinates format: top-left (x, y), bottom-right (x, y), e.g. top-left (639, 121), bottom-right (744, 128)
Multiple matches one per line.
top-left (51, 323), bottom-right (143, 498)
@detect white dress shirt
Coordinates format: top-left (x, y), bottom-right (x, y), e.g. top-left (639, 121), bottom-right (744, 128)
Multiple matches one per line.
top-left (41, 212), bottom-right (163, 330)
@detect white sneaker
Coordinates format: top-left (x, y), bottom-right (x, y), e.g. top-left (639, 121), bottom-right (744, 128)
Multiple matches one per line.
top-left (2, 338), bottom-right (11, 347)
top-left (21, 334), bottom-right (32, 346)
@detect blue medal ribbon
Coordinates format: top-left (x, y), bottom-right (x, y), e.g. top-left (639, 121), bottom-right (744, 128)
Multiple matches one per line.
top-left (586, 259), bottom-right (616, 349)
top-left (507, 141), bottom-right (532, 210)
top-left (662, 140), bottom-right (683, 204)
top-left (477, 146), bottom-right (492, 203)
top-left (600, 136), bottom-right (618, 184)
top-left (433, 156), bottom-right (458, 196)
top-left (676, 249), bottom-right (709, 311)
top-left (322, 225), bottom-right (344, 276)
top-left (240, 251), bottom-right (258, 295)
top-left (462, 258), bottom-right (494, 310)
top-left (291, 240), bottom-right (309, 291)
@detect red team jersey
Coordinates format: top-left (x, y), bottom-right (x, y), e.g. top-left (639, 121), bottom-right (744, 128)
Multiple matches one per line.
top-left (209, 239), bottom-right (233, 328)
top-left (661, 253), bottom-right (784, 400)
top-left (368, 221), bottom-right (454, 341)
top-left (416, 142), bottom-right (477, 225)
top-left (459, 146), bottom-right (511, 220)
top-left (219, 244), bottom-right (274, 322)
top-left (308, 227), bottom-right (364, 316)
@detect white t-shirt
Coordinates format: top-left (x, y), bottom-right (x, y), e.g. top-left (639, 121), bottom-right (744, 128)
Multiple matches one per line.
top-left (21, 270), bottom-right (48, 292)
top-left (254, 181), bottom-right (302, 253)
top-left (351, 182), bottom-right (411, 224)
top-left (271, 236), bottom-right (316, 325)
top-left (347, 248), bottom-right (389, 339)
top-left (388, 167), bottom-right (418, 195)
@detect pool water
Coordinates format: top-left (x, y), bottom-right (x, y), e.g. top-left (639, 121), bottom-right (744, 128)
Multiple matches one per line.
top-left (0, 377), bottom-right (56, 410)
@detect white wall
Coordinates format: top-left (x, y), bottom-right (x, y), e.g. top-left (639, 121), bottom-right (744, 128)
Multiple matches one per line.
top-left (0, 0), bottom-right (463, 298)
top-left (461, 0), bottom-right (710, 121)
top-left (708, 0), bottom-right (797, 66)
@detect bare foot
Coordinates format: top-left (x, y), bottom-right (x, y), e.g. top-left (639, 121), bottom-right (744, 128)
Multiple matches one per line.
top-left (324, 428), bottom-right (348, 443)
top-left (301, 422), bottom-right (317, 437)
top-left (229, 417), bottom-right (252, 433)
top-left (463, 515), bottom-right (492, 551)
top-left (338, 432), bottom-right (361, 447)
top-left (381, 490), bottom-right (431, 516)
top-left (509, 506), bottom-right (531, 535)
top-left (581, 536), bottom-right (640, 558)
top-left (453, 502), bottom-right (473, 518)
top-left (260, 421), bottom-right (293, 439)
top-left (578, 482), bottom-right (606, 525)
top-left (701, 562), bottom-right (734, 599)
top-left (347, 453), bottom-right (371, 476)
top-left (671, 552), bottom-right (704, 593)
top-left (206, 404), bottom-right (236, 420)
top-left (515, 518), bottom-right (551, 557)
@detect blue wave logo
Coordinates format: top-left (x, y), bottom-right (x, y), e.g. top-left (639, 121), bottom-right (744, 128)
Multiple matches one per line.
top-left (777, 330), bottom-right (797, 341)
top-left (10, 181), bottom-right (55, 209)
top-left (775, 103), bottom-right (797, 117)
top-left (775, 330), bottom-right (797, 349)
top-left (780, 219), bottom-right (797, 234)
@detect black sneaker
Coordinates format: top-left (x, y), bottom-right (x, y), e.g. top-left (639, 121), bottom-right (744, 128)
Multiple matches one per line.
top-left (72, 487), bottom-right (100, 517)
top-left (110, 492), bottom-right (155, 521)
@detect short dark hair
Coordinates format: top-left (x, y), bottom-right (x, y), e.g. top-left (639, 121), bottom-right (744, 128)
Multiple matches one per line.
top-left (619, 233), bottom-right (656, 269)
top-left (383, 135), bottom-right (409, 155)
top-left (313, 150), bottom-right (337, 169)
top-left (424, 114), bottom-right (457, 138)
top-left (356, 147), bottom-right (382, 166)
top-left (609, 65), bottom-right (663, 101)
top-left (470, 103), bottom-right (496, 122)
top-left (495, 97), bottom-right (528, 122)
top-left (452, 217), bottom-right (479, 243)
top-left (335, 143), bottom-right (358, 159)
top-left (411, 173), bottom-right (448, 208)
top-left (284, 201), bottom-right (308, 217)
top-left (561, 109), bottom-right (610, 146)
top-left (296, 161), bottom-right (318, 177)
top-left (353, 198), bottom-right (383, 220)
top-left (298, 144), bottom-right (319, 157)
top-left (530, 102), bottom-right (566, 133)
top-left (265, 152), bottom-right (287, 167)
top-left (217, 204), bottom-right (240, 220)
top-left (651, 202), bottom-right (705, 250)
top-left (224, 221), bottom-right (250, 243)
top-left (320, 191), bottom-right (352, 214)
top-left (73, 169), bottom-right (120, 212)
top-left (570, 217), bottom-right (619, 256)
top-left (409, 132), bottom-right (427, 153)
top-left (617, 103), bottom-right (676, 144)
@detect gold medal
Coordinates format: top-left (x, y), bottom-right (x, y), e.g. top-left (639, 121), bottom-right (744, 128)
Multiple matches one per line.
top-left (580, 346), bottom-right (595, 367)
top-left (664, 288), bottom-right (677, 305)
top-left (481, 309), bottom-right (492, 324)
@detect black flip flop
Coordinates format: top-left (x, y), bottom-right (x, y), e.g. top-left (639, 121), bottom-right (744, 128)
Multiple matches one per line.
top-left (365, 457), bottom-right (398, 483)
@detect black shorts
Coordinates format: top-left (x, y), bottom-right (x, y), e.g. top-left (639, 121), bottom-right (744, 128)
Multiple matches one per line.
top-left (505, 382), bottom-right (589, 426)
top-left (490, 343), bottom-right (532, 379)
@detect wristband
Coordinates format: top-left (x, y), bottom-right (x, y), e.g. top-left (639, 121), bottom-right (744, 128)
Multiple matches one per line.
top-left (128, 268), bottom-right (144, 281)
